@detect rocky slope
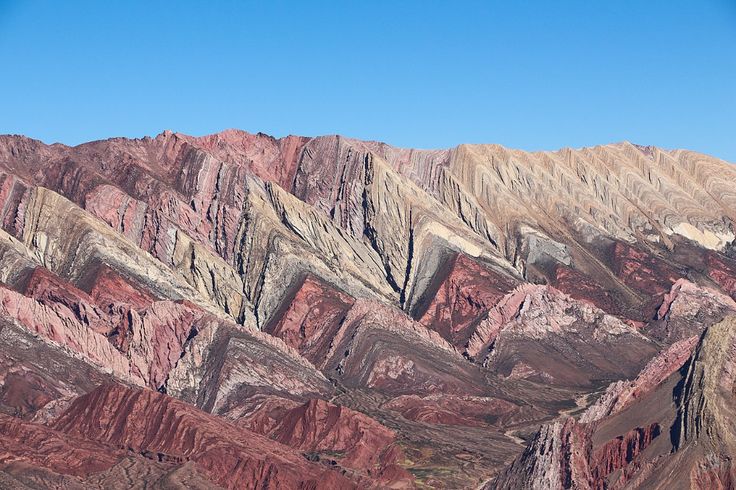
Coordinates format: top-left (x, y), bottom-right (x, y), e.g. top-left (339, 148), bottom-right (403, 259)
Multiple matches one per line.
top-left (0, 129), bottom-right (734, 488)
top-left (492, 316), bottom-right (736, 489)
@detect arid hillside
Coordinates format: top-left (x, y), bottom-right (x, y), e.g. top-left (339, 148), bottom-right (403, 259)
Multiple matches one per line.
top-left (0, 129), bottom-right (735, 488)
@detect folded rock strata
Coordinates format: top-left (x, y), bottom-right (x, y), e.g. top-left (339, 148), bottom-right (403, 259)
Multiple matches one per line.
top-left (492, 316), bottom-right (736, 489)
top-left (1, 130), bottom-right (735, 488)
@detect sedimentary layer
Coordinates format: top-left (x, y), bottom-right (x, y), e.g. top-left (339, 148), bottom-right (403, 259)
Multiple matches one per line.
top-left (0, 130), bottom-right (734, 488)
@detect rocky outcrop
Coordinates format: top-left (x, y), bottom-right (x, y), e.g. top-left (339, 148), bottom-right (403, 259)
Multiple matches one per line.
top-left (492, 418), bottom-right (593, 490)
top-left (707, 252), bottom-right (736, 299)
top-left (648, 278), bottom-right (736, 343)
top-left (467, 284), bottom-right (658, 387)
top-left (0, 284), bottom-right (140, 385)
top-left (314, 299), bottom-right (488, 395)
top-left (0, 408), bottom-right (221, 489)
top-left (588, 423), bottom-right (661, 489)
top-left (0, 412), bottom-right (124, 477)
top-left (413, 252), bottom-right (517, 348)
top-left (580, 335), bottom-right (699, 423)
top-left (51, 384), bottom-right (355, 489)
top-left (164, 318), bottom-right (334, 414)
top-left (672, 317), bottom-right (736, 455)
top-left (492, 417), bottom-right (663, 489)
top-left (243, 398), bottom-right (414, 486)
top-left (494, 316), bottom-right (736, 489)
top-left (263, 274), bottom-right (355, 364)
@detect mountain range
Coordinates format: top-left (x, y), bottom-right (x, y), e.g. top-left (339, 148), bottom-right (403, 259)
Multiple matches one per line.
top-left (0, 129), bottom-right (735, 488)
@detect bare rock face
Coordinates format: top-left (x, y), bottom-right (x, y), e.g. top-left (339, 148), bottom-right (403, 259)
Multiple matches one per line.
top-left (493, 316), bottom-right (736, 489)
top-left (242, 397), bottom-right (414, 486)
top-left (667, 317), bottom-right (736, 484)
top-left (1, 130), bottom-right (735, 487)
top-left (492, 406), bottom-right (663, 489)
top-left (707, 251), bottom-right (736, 298)
top-left (51, 383), bottom-right (354, 489)
top-left (263, 274), bottom-right (355, 364)
top-left (648, 278), bottom-right (736, 343)
top-left (579, 335), bottom-right (700, 424)
top-left (317, 299), bottom-right (487, 395)
top-left (467, 284), bottom-right (659, 387)
top-left (0, 412), bottom-right (123, 477)
top-left (165, 317), bottom-right (334, 416)
top-left (492, 418), bottom-right (593, 489)
top-left (413, 252), bottom-right (517, 348)
top-left (0, 283), bottom-right (139, 385)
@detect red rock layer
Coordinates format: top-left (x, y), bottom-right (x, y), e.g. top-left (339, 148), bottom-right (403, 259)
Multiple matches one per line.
top-left (414, 253), bottom-right (516, 348)
top-left (692, 462), bottom-right (736, 490)
top-left (1, 131), bottom-right (736, 488)
top-left (20, 266), bottom-right (110, 335)
top-left (107, 300), bottom-right (201, 388)
top-left (0, 412), bottom-right (122, 477)
top-left (610, 242), bottom-right (682, 317)
top-left (1, 263), bottom-right (208, 390)
top-left (549, 264), bottom-right (620, 318)
top-left (179, 130), bottom-right (309, 190)
top-left (245, 398), bottom-right (414, 486)
top-left (0, 371), bottom-right (58, 419)
top-left (589, 423), bottom-right (661, 489)
top-left (82, 264), bottom-right (158, 311)
top-left (707, 252), bottom-right (736, 299)
top-left (264, 275), bottom-right (355, 364)
top-left (51, 384), bottom-right (354, 489)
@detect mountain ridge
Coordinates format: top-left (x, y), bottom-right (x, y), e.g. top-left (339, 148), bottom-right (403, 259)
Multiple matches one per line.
top-left (5, 129), bottom-right (734, 166)
top-left (0, 128), bottom-right (735, 488)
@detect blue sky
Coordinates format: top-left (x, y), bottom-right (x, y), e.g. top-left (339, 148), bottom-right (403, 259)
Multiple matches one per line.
top-left (1, 1), bottom-right (734, 161)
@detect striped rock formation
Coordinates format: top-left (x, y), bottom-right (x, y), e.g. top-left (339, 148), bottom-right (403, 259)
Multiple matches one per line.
top-left (0, 130), bottom-right (734, 488)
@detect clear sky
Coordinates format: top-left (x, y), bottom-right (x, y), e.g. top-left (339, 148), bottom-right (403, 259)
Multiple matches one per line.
top-left (1, 0), bottom-right (734, 161)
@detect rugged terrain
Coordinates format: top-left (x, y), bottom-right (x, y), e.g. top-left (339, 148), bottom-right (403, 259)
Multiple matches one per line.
top-left (0, 129), bottom-right (735, 488)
